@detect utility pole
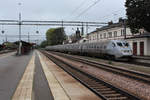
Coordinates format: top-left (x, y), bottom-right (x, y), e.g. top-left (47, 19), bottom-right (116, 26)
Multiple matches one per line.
top-left (124, 19), bottom-right (126, 39)
top-left (18, 2), bottom-right (22, 55)
top-left (19, 13), bottom-right (21, 41)
top-left (81, 22), bottom-right (84, 36)
top-left (86, 22), bottom-right (88, 34)
top-left (61, 20), bottom-right (64, 34)
top-left (5, 34), bottom-right (7, 42)
top-left (18, 13), bottom-right (22, 55)
top-left (28, 32), bottom-right (30, 43)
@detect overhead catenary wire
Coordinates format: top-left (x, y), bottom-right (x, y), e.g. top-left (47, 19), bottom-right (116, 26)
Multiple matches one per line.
top-left (66, 0), bottom-right (88, 19)
top-left (75, 0), bottom-right (102, 19)
top-left (98, 8), bottom-right (126, 22)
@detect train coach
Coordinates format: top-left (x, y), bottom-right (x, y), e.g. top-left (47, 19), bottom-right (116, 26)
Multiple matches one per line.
top-left (46, 40), bottom-right (133, 60)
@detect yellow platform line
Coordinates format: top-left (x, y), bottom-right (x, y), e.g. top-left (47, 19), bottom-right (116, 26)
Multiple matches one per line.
top-left (12, 53), bottom-right (35, 100)
top-left (38, 51), bottom-right (70, 100)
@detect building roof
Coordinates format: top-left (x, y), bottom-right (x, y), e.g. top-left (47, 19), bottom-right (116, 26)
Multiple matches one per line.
top-left (96, 22), bottom-right (123, 31)
top-left (88, 22), bottom-right (124, 35)
top-left (126, 32), bottom-right (150, 39)
top-left (14, 41), bottom-right (33, 47)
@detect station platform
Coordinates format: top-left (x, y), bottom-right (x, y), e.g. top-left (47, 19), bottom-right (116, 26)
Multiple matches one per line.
top-left (0, 51), bottom-right (33, 100)
top-left (0, 51), bottom-right (100, 100)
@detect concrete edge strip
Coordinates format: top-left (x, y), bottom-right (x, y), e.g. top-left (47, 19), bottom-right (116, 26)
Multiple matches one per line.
top-left (0, 52), bottom-right (16, 58)
top-left (12, 53), bottom-right (35, 100)
top-left (37, 51), bottom-right (70, 100)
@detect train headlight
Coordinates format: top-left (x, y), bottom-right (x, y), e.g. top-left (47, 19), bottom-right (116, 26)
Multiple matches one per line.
top-left (121, 50), bottom-right (130, 53)
top-left (121, 50), bottom-right (124, 53)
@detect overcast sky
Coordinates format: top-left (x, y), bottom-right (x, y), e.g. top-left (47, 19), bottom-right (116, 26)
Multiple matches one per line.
top-left (0, 0), bottom-right (126, 44)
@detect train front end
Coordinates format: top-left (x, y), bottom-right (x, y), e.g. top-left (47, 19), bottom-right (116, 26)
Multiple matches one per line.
top-left (113, 40), bottom-right (133, 60)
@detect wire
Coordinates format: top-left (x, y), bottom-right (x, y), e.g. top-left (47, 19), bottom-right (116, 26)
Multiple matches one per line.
top-left (0, 35), bottom-right (45, 38)
top-left (75, 0), bottom-right (102, 19)
top-left (66, 0), bottom-right (88, 19)
top-left (98, 8), bottom-right (125, 22)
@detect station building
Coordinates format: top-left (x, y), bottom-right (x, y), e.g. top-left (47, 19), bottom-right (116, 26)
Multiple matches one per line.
top-left (87, 21), bottom-right (150, 56)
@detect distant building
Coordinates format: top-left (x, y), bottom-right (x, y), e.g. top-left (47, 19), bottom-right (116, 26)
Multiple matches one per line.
top-left (0, 45), bottom-right (3, 50)
top-left (87, 20), bottom-right (150, 56)
top-left (76, 37), bottom-right (88, 44)
top-left (126, 32), bottom-right (150, 56)
top-left (67, 28), bottom-right (82, 44)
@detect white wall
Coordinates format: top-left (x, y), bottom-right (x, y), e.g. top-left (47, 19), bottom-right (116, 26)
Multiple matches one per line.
top-left (127, 38), bottom-right (149, 56)
top-left (88, 26), bottom-right (132, 43)
top-left (147, 38), bottom-right (150, 56)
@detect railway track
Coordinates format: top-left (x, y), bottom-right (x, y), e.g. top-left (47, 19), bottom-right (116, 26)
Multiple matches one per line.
top-left (133, 56), bottom-right (150, 60)
top-left (48, 51), bottom-right (150, 84)
top-left (41, 50), bottom-right (141, 100)
top-left (128, 58), bottom-right (150, 67)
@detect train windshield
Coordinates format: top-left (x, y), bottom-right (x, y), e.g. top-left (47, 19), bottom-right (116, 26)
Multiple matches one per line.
top-left (117, 42), bottom-right (123, 47)
top-left (116, 42), bottom-right (129, 48)
top-left (123, 42), bottom-right (129, 47)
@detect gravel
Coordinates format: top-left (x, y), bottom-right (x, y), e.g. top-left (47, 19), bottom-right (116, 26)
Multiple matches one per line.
top-left (50, 52), bottom-right (150, 100)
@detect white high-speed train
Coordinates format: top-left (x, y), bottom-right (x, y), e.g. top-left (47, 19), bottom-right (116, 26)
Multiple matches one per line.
top-left (46, 40), bottom-right (133, 60)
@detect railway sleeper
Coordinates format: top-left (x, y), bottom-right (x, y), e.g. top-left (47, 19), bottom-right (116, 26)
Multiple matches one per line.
top-left (97, 88), bottom-right (111, 91)
top-left (87, 83), bottom-right (101, 85)
top-left (107, 96), bottom-right (128, 100)
top-left (96, 86), bottom-right (107, 88)
top-left (104, 93), bottom-right (122, 97)
top-left (87, 84), bottom-right (105, 88)
top-left (100, 90), bottom-right (116, 94)
top-left (92, 87), bottom-right (106, 90)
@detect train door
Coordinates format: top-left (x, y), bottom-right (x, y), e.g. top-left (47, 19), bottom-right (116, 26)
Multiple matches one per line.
top-left (140, 42), bottom-right (144, 56)
top-left (133, 42), bottom-right (137, 55)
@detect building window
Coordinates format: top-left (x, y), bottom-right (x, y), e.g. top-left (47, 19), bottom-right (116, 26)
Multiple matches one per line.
top-left (114, 31), bottom-right (117, 37)
top-left (108, 32), bottom-right (112, 38)
top-left (104, 33), bottom-right (106, 38)
top-left (100, 34), bottom-right (102, 39)
top-left (121, 29), bottom-right (124, 36)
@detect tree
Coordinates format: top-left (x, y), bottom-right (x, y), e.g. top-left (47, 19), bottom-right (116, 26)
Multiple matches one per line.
top-left (40, 40), bottom-right (48, 48)
top-left (125, 0), bottom-right (150, 33)
top-left (46, 27), bottom-right (66, 45)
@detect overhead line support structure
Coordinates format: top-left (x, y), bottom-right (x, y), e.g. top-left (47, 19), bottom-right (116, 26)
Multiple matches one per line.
top-left (0, 19), bottom-right (107, 55)
top-left (0, 23), bottom-right (105, 27)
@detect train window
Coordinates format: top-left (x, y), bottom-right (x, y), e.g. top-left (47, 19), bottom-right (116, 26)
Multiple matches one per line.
top-left (104, 46), bottom-right (106, 49)
top-left (112, 43), bottom-right (116, 47)
top-left (117, 42), bottom-right (123, 47)
top-left (123, 43), bottom-right (129, 47)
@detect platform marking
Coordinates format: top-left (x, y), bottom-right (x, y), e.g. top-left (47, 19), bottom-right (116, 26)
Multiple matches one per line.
top-left (12, 53), bottom-right (35, 100)
top-left (38, 51), bottom-right (70, 100)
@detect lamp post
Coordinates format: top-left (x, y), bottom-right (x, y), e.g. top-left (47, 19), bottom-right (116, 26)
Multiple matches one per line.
top-left (1, 25), bottom-right (7, 42)
top-left (28, 32), bottom-right (30, 43)
top-left (18, 3), bottom-right (22, 55)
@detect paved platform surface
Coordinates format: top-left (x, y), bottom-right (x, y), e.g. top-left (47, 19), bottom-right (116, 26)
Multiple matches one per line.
top-left (32, 53), bottom-right (54, 100)
top-left (12, 52), bottom-right (35, 100)
top-left (38, 51), bottom-right (101, 100)
top-left (0, 52), bottom-right (33, 100)
top-left (0, 51), bottom-right (101, 100)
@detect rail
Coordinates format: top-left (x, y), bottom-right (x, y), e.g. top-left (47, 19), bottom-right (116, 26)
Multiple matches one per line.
top-left (41, 50), bottom-right (141, 100)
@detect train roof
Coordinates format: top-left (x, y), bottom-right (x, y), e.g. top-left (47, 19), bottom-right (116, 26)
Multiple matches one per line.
top-left (46, 40), bottom-right (128, 48)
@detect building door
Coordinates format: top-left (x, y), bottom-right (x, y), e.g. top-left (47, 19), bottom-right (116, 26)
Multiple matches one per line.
top-left (140, 42), bottom-right (144, 56)
top-left (133, 42), bottom-right (137, 55)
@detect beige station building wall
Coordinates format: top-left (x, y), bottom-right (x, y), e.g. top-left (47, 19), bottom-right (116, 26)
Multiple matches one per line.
top-left (87, 24), bottom-right (150, 56)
